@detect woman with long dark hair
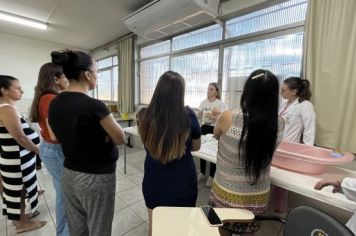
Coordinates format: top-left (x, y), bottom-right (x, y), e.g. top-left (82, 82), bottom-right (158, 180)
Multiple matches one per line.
top-left (48, 50), bottom-right (125, 236)
top-left (29, 63), bottom-right (69, 236)
top-left (210, 69), bottom-right (284, 216)
top-left (138, 71), bottom-right (201, 236)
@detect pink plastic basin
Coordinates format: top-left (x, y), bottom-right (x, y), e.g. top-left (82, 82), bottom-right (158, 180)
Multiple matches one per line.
top-left (272, 141), bottom-right (354, 174)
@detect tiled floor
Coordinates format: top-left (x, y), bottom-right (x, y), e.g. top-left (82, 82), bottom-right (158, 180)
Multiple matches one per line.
top-left (1, 146), bottom-right (283, 236)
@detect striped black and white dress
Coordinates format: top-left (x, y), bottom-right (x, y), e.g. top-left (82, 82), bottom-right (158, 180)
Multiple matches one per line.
top-left (0, 104), bottom-right (40, 220)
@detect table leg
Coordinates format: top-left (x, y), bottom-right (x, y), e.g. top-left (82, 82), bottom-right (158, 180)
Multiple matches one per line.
top-left (124, 133), bottom-right (128, 174)
top-left (124, 143), bottom-right (127, 174)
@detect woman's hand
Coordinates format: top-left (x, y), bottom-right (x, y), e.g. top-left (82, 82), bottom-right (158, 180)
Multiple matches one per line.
top-left (314, 177), bottom-right (344, 193)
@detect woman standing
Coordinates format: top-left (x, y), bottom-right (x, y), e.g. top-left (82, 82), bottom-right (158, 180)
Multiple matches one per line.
top-left (197, 82), bottom-right (226, 187)
top-left (29, 63), bottom-right (69, 236)
top-left (273, 77), bottom-right (316, 214)
top-left (210, 70), bottom-right (284, 218)
top-left (0, 75), bottom-right (46, 233)
top-left (279, 77), bottom-right (316, 145)
top-left (138, 71), bottom-right (201, 236)
top-left (48, 50), bottom-right (125, 236)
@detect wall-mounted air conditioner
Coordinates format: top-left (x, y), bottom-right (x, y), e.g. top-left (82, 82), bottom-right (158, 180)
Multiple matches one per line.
top-left (123, 0), bottom-right (221, 40)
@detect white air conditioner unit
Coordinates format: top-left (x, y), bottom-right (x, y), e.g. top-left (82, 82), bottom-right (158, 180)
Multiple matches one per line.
top-left (123, 0), bottom-right (221, 40)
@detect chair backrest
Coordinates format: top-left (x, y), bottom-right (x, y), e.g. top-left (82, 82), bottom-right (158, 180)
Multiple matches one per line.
top-left (284, 206), bottom-right (354, 236)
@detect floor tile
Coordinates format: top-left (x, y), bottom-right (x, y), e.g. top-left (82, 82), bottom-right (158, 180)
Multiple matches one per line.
top-left (7, 204), bottom-right (54, 236)
top-left (118, 187), bottom-right (144, 206)
top-left (47, 203), bottom-right (56, 225)
top-left (129, 200), bottom-right (148, 221)
top-left (0, 219), bottom-right (6, 236)
top-left (111, 207), bottom-right (144, 235)
top-left (196, 187), bottom-right (211, 207)
top-left (116, 175), bottom-right (137, 193)
top-left (0, 208), bottom-right (6, 221)
top-left (126, 173), bottom-right (144, 186)
top-left (255, 220), bottom-right (284, 236)
top-left (123, 222), bottom-right (148, 236)
top-left (115, 196), bottom-right (128, 212)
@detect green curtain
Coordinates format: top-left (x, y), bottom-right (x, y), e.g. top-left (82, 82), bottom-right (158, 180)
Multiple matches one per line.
top-left (304, 0), bottom-right (356, 152)
top-left (117, 36), bottom-right (135, 113)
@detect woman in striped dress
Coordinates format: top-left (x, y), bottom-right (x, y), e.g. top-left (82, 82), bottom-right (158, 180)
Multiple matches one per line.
top-left (210, 70), bottom-right (284, 226)
top-left (0, 75), bottom-right (46, 233)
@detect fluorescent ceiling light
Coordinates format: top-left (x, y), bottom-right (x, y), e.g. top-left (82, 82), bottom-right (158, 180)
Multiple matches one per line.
top-left (0, 10), bottom-right (47, 30)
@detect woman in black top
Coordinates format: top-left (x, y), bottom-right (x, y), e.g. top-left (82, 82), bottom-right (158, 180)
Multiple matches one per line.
top-left (48, 50), bottom-right (125, 236)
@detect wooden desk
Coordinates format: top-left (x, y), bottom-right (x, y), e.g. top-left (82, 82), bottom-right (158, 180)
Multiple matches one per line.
top-left (152, 207), bottom-right (254, 236)
top-left (122, 126), bottom-right (356, 212)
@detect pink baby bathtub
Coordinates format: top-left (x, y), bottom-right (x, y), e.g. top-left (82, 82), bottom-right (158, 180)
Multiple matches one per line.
top-left (272, 141), bottom-right (354, 175)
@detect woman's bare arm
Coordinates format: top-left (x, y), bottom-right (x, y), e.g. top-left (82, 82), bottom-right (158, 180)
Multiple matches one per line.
top-left (0, 106), bottom-right (39, 154)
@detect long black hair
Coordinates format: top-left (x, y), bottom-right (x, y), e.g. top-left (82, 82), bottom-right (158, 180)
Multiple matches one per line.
top-left (138, 71), bottom-right (190, 164)
top-left (239, 69), bottom-right (280, 184)
top-left (283, 77), bottom-right (312, 102)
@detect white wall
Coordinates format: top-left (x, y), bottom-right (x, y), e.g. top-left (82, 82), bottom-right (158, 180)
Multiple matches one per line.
top-left (0, 33), bottom-right (86, 114)
top-left (91, 46), bottom-right (117, 61)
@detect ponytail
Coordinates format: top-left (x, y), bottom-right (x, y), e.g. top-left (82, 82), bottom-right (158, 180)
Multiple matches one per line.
top-left (284, 77), bottom-right (312, 102)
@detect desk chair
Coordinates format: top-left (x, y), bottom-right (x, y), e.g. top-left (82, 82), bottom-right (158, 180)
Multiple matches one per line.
top-left (281, 206), bottom-right (354, 236)
top-left (224, 206), bottom-right (353, 236)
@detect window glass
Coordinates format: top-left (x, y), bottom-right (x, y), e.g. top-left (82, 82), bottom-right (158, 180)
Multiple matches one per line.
top-left (172, 24), bottom-right (222, 51)
top-left (140, 40), bottom-right (170, 59)
top-left (171, 49), bottom-right (219, 107)
top-left (113, 66), bottom-right (118, 101)
top-left (97, 57), bottom-right (112, 69)
top-left (222, 33), bottom-right (304, 109)
top-left (226, 0), bottom-right (307, 38)
top-left (97, 70), bottom-right (112, 101)
top-left (140, 57), bottom-right (169, 104)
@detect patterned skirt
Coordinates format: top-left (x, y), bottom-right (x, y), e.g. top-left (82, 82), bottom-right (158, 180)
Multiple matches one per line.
top-left (209, 180), bottom-right (270, 216)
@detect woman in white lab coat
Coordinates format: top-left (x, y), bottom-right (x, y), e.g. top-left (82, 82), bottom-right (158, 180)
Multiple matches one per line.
top-left (279, 77), bottom-right (316, 145)
top-left (314, 177), bottom-right (356, 234)
top-left (272, 77), bottom-right (316, 214)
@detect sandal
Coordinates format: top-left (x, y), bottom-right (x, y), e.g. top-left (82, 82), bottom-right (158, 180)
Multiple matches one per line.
top-left (28, 211), bottom-right (40, 219)
top-left (11, 212), bottom-right (40, 226)
top-left (15, 221), bottom-right (47, 234)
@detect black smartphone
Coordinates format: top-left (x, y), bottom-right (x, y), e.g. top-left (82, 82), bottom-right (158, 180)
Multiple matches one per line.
top-left (201, 206), bottom-right (223, 227)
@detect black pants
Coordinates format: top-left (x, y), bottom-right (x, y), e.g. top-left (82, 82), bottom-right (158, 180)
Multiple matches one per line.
top-left (200, 124), bottom-right (216, 177)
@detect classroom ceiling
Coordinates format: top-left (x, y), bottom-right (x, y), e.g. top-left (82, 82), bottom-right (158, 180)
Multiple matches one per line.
top-left (0, 0), bottom-right (153, 50)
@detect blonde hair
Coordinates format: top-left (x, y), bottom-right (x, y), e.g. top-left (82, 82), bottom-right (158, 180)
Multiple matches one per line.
top-left (207, 82), bottom-right (221, 99)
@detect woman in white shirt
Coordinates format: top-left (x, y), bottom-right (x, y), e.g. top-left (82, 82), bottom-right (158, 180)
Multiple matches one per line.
top-left (279, 77), bottom-right (316, 145)
top-left (273, 77), bottom-right (317, 214)
top-left (314, 177), bottom-right (356, 234)
top-left (197, 82), bottom-right (226, 187)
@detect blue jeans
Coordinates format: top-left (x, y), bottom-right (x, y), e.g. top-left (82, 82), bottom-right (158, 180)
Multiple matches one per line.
top-left (40, 140), bottom-right (69, 236)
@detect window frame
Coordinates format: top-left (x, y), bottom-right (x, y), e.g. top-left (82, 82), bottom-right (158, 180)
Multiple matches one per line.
top-left (94, 55), bottom-right (118, 102)
top-left (138, 0), bottom-right (307, 105)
